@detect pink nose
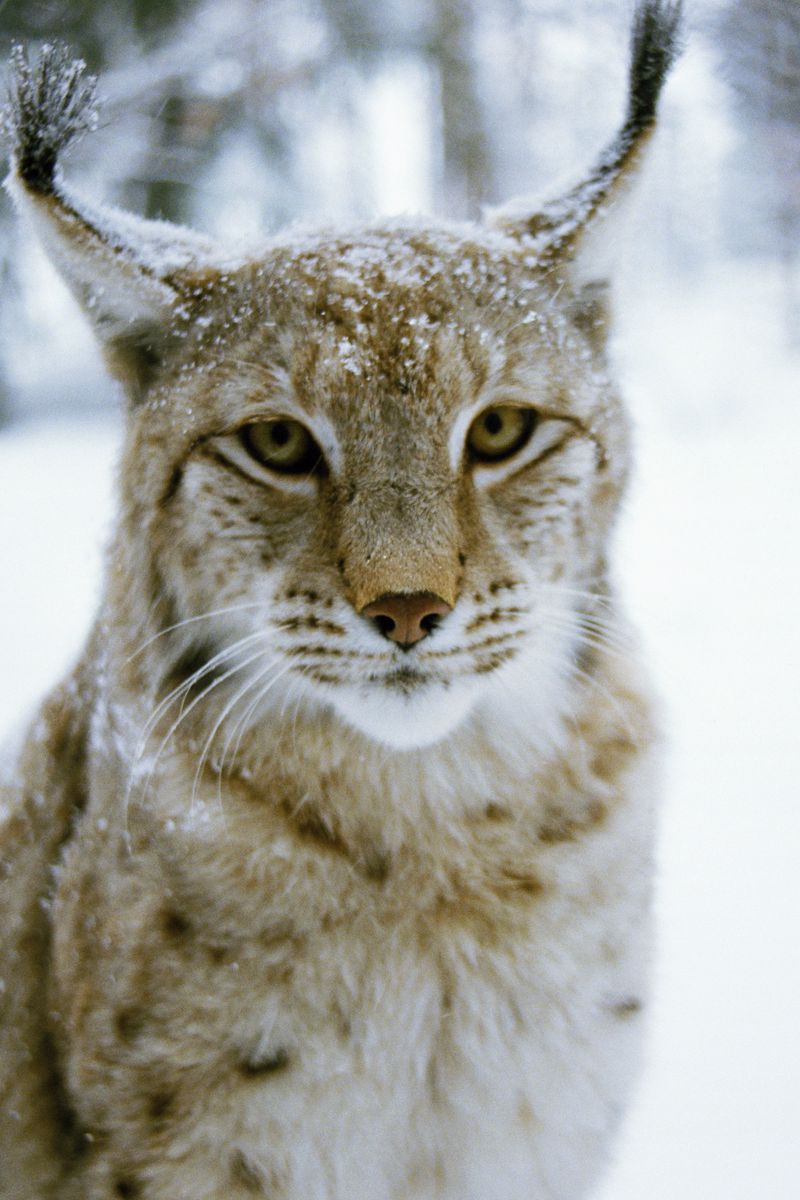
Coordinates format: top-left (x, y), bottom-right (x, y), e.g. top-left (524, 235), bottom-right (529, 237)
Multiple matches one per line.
top-left (361, 592), bottom-right (452, 648)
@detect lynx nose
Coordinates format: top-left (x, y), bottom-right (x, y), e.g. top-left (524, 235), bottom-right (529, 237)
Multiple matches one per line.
top-left (361, 592), bottom-right (452, 649)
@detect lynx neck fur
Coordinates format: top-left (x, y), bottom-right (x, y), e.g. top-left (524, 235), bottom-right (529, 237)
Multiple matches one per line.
top-left (0, 5), bottom-right (682, 1198)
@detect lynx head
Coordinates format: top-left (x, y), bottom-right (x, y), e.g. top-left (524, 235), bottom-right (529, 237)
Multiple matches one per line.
top-left (4, 5), bottom-right (681, 753)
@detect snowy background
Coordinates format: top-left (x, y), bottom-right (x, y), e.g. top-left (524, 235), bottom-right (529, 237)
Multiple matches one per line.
top-left (1, 1), bottom-right (799, 1196)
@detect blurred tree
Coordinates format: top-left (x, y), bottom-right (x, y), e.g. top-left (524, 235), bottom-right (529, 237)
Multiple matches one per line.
top-left (0, 0), bottom-right (196, 424)
top-left (0, 0), bottom-right (626, 421)
top-left (718, 0), bottom-right (800, 340)
top-left (430, 0), bottom-right (492, 217)
top-left (319, 0), bottom-right (493, 216)
top-left (0, 0), bottom-right (227, 222)
top-left (1, 0), bottom-right (507, 223)
top-left (0, 0), bottom-right (704, 421)
top-left (0, 0), bottom-right (187, 68)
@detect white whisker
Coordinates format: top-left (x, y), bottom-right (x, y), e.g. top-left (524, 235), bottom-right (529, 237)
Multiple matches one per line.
top-left (569, 660), bottom-right (639, 743)
top-left (125, 602), bottom-right (266, 662)
top-left (133, 631), bottom-right (267, 760)
top-left (191, 656), bottom-right (294, 820)
top-left (545, 615), bottom-right (632, 663)
top-left (288, 668), bottom-right (317, 759)
top-left (154, 643), bottom-right (271, 769)
top-left (124, 639), bottom-right (272, 833)
top-left (217, 656), bottom-right (293, 787)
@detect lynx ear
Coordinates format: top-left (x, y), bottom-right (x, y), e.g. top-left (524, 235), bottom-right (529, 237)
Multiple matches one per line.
top-left (3, 44), bottom-right (221, 400)
top-left (489, 0), bottom-right (683, 287)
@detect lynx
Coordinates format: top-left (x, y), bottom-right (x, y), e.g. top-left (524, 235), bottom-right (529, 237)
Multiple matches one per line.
top-left (0, 4), bottom-right (681, 1198)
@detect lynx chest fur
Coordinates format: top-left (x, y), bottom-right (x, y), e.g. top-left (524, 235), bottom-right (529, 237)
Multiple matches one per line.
top-left (0, 5), bottom-right (681, 1199)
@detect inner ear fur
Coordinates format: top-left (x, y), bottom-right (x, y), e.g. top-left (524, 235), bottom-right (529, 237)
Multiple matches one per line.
top-left (566, 281), bottom-right (612, 355)
top-left (103, 322), bottom-right (173, 403)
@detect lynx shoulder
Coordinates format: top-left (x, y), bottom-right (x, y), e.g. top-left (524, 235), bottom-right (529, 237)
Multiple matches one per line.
top-left (1, 5), bottom-right (681, 1199)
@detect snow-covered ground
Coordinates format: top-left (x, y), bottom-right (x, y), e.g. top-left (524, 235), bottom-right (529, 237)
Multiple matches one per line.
top-left (596, 265), bottom-right (800, 1200)
top-left (1, 260), bottom-right (798, 1197)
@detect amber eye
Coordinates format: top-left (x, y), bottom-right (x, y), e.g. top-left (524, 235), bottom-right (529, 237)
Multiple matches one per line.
top-left (467, 405), bottom-right (537, 463)
top-left (239, 419), bottom-right (322, 474)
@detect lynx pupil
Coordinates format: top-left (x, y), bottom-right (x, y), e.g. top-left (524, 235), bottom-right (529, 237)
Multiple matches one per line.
top-left (240, 418), bottom-right (319, 474)
top-left (468, 405), bottom-right (535, 462)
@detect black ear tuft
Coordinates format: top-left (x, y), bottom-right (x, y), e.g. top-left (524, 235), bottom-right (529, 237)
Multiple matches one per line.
top-left (626, 1), bottom-right (684, 133)
top-left (488, 1), bottom-right (684, 259)
top-left (2, 42), bottom-right (99, 195)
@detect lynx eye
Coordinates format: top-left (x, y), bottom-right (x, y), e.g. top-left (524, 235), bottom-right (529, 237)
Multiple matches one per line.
top-left (239, 419), bottom-right (321, 474)
top-left (467, 405), bottom-right (537, 463)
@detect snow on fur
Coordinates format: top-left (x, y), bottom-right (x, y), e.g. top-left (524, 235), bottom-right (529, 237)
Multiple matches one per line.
top-left (2, 42), bottom-right (98, 195)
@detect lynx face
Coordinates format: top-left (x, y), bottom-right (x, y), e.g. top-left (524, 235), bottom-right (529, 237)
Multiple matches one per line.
top-left (119, 230), bottom-right (630, 751)
top-left (2, 4), bottom-right (680, 763)
top-left (1, 0), bottom-right (681, 758)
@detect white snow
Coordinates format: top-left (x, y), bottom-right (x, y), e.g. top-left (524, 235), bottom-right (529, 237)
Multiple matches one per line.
top-left (0, 412), bottom-right (120, 736)
top-left (1, 256), bottom-right (799, 1197)
top-left (594, 260), bottom-right (800, 1200)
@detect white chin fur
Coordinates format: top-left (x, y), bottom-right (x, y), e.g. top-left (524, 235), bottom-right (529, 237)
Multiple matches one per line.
top-left (328, 683), bottom-right (478, 750)
top-left (323, 620), bottom-right (575, 753)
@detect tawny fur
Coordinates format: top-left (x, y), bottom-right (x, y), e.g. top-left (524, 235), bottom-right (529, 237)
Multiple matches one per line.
top-left (0, 6), bottom-right (681, 1198)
